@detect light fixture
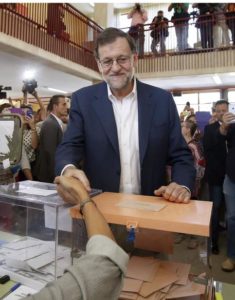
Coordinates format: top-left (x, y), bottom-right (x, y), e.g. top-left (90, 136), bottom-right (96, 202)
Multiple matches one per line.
top-left (213, 74), bottom-right (222, 85)
top-left (48, 87), bottom-right (68, 94)
top-left (23, 70), bottom-right (36, 80)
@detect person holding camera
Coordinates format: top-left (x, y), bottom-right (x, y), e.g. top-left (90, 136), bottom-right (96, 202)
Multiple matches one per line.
top-left (150, 10), bottom-right (169, 56)
top-left (127, 3), bottom-right (148, 58)
top-left (168, 3), bottom-right (190, 52)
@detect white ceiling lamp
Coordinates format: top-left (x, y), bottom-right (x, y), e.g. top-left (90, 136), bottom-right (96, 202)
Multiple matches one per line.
top-left (213, 74), bottom-right (222, 85)
top-left (47, 87), bottom-right (68, 94)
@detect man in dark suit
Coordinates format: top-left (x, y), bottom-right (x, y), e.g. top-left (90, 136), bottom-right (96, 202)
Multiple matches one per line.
top-left (55, 28), bottom-right (195, 203)
top-left (203, 100), bottom-right (228, 254)
top-left (37, 95), bottom-right (67, 183)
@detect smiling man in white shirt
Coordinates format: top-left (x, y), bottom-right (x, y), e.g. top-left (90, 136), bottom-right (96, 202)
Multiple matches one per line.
top-left (55, 28), bottom-right (195, 203)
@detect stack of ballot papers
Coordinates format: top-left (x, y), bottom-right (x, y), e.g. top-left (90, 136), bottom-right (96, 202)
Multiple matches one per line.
top-left (119, 256), bottom-right (206, 300)
top-left (0, 237), bottom-right (71, 289)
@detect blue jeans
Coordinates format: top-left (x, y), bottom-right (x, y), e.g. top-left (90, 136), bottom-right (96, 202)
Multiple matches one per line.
top-left (209, 185), bottom-right (224, 246)
top-left (175, 24), bottom-right (188, 51)
top-left (223, 176), bottom-right (235, 259)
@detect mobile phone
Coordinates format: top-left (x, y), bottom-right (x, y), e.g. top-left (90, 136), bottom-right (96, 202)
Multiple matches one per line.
top-left (26, 109), bottom-right (33, 118)
top-left (228, 103), bottom-right (235, 123)
top-left (229, 103), bottom-right (235, 114)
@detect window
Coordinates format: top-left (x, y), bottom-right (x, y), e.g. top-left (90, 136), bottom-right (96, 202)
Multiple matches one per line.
top-left (228, 90), bottom-right (235, 102)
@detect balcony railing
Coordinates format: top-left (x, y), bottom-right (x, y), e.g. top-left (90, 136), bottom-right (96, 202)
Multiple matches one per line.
top-left (121, 12), bottom-right (235, 75)
top-left (1, 4), bottom-right (235, 77)
top-left (0, 3), bottom-right (102, 72)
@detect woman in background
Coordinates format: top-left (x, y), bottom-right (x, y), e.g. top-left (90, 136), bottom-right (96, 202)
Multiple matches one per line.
top-left (128, 3), bottom-right (148, 57)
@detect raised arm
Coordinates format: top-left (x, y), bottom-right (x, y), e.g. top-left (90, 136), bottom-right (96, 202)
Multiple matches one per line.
top-left (31, 91), bottom-right (47, 121)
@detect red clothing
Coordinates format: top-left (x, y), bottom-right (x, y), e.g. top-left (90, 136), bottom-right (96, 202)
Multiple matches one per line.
top-left (188, 140), bottom-right (205, 198)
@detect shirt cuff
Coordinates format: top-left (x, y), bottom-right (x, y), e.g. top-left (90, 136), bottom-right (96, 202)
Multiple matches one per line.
top-left (61, 164), bottom-right (76, 176)
top-left (181, 185), bottom-right (191, 196)
top-left (86, 235), bottom-right (129, 274)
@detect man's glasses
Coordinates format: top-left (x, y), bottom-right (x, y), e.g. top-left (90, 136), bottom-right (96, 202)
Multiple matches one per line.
top-left (99, 56), bottom-right (132, 69)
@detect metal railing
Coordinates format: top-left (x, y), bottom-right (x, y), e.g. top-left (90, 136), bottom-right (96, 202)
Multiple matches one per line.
top-left (121, 12), bottom-right (235, 75)
top-left (1, 4), bottom-right (235, 76)
top-left (122, 12), bottom-right (235, 57)
top-left (0, 3), bottom-right (102, 72)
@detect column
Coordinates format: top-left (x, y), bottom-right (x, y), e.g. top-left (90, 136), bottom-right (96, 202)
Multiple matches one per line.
top-left (94, 3), bottom-right (114, 28)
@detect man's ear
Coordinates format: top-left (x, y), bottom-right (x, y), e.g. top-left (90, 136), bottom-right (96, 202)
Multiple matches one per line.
top-left (133, 53), bottom-right (138, 67)
top-left (96, 59), bottom-right (103, 74)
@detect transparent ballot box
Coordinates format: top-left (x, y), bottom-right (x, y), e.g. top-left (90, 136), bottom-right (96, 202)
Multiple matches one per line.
top-left (0, 180), bottom-right (74, 290)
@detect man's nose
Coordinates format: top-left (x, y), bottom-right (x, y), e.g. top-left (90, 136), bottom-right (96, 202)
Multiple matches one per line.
top-left (111, 60), bottom-right (121, 71)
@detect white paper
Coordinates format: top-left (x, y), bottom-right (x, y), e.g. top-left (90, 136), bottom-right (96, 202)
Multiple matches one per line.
top-left (44, 205), bottom-right (72, 232)
top-left (17, 187), bottom-right (57, 196)
top-left (27, 252), bottom-right (63, 270)
top-left (4, 239), bottom-right (42, 250)
top-left (117, 199), bottom-right (166, 212)
top-left (3, 158), bottom-right (10, 169)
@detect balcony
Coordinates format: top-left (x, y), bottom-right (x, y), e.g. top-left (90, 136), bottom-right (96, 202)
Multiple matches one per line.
top-left (122, 13), bottom-right (235, 78)
top-left (0, 3), bottom-right (102, 73)
top-left (0, 4), bottom-right (235, 83)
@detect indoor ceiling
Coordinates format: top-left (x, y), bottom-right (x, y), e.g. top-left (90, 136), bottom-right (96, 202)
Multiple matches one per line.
top-left (0, 48), bottom-right (235, 101)
top-left (71, 3), bottom-right (134, 16)
top-left (0, 50), bottom-right (92, 99)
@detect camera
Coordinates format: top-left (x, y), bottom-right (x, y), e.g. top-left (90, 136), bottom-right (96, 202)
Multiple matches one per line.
top-left (22, 79), bottom-right (38, 94)
top-left (0, 85), bottom-right (12, 99)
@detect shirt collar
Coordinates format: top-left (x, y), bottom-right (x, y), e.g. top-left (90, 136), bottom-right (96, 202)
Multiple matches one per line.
top-left (51, 113), bottom-right (63, 127)
top-left (107, 78), bottom-right (137, 101)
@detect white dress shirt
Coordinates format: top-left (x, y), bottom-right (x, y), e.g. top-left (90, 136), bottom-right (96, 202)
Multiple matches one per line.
top-left (50, 113), bottom-right (64, 132)
top-left (107, 79), bottom-right (141, 194)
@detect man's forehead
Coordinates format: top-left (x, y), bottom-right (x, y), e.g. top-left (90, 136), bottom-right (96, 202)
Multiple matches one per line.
top-left (216, 104), bottom-right (228, 110)
top-left (98, 38), bottom-right (131, 55)
top-left (57, 97), bottom-right (66, 104)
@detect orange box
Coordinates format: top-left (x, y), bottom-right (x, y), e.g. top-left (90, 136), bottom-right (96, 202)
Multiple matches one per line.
top-left (70, 192), bottom-right (212, 237)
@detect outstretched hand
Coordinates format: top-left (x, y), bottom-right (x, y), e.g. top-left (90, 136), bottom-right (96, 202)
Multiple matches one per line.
top-left (54, 176), bottom-right (89, 205)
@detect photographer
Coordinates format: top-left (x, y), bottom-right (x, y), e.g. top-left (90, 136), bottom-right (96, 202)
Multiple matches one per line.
top-left (22, 81), bottom-right (46, 121)
top-left (127, 3), bottom-right (148, 57)
top-left (168, 3), bottom-right (190, 51)
top-left (150, 10), bottom-right (169, 55)
top-left (21, 82), bottom-right (46, 179)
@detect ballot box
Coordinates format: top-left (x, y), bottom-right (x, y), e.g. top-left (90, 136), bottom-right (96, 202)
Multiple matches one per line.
top-left (70, 192), bottom-right (213, 300)
top-left (0, 180), bottom-right (96, 291)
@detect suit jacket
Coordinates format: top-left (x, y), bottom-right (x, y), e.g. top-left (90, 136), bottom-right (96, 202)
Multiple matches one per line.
top-left (55, 80), bottom-right (195, 195)
top-left (225, 123), bottom-right (235, 183)
top-left (37, 114), bottom-right (63, 183)
top-left (203, 121), bottom-right (227, 185)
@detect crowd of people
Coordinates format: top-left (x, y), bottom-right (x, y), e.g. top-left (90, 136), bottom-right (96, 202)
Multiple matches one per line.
top-left (0, 91), bottom-right (69, 184)
top-left (127, 3), bottom-right (235, 56)
top-left (179, 100), bottom-right (235, 272)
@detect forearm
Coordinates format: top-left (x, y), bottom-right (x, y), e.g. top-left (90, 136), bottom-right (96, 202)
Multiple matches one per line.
top-left (23, 168), bottom-right (33, 180)
top-left (83, 201), bottom-right (115, 241)
top-left (35, 94), bottom-right (46, 121)
top-left (219, 123), bottom-right (229, 136)
top-left (31, 129), bottom-right (38, 149)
